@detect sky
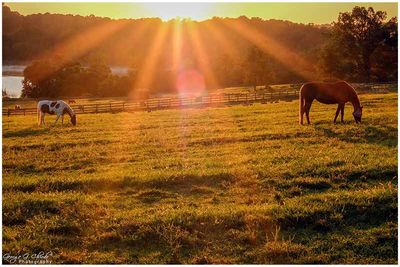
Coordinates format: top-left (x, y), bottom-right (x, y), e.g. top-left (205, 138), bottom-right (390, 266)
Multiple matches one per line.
top-left (5, 2), bottom-right (398, 24)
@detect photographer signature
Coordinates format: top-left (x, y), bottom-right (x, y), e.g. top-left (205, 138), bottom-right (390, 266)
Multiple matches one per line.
top-left (3, 251), bottom-right (54, 264)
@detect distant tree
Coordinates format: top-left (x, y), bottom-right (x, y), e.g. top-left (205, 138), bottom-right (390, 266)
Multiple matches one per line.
top-left (2, 88), bottom-right (10, 99)
top-left (321, 6), bottom-right (397, 82)
top-left (22, 59), bottom-right (60, 98)
top-left (57, 62), bottom-right (87, 96)
top-left (214, 54), bottom-right (243, 88)
top-left (21, 58), bottom-right (131, 98)
top-left (243, 47), bottom-right (275, 90)
top-left (85, 61), bottom-right (112, 96)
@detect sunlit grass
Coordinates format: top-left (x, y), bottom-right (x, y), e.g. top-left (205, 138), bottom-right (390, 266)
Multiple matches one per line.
top-left (2, 93), bottom-right (397, 263)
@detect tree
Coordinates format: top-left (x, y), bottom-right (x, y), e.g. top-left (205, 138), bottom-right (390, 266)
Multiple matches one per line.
top-left (243, 47), bottom-right (275, 90)
top-left (2, 88), bottom-right (10, 99)
top-left (21, 58), bottom-right (130, 98)
top-left (85, 61), bottom-right (112, 96)
top-left (22, 59), bottom-right (60, 98)
top-left (321, 6), bottom-right (397, 82)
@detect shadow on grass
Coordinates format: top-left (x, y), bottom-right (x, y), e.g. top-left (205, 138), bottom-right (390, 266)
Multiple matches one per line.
top-left (4, 173), bottom-right (234, 195)
top-left (294, 166), bottom-right (397, 181)
top-left (3, 127), bottom-right (50, 138)
top-left (143, 173), bottom-right (233, 192)
top-left (189, 132), bottom-right (314, 146)
top-left (314, 124), bottom-right (397, 147)
top-left (3, 199), bottom-right (61, 226)
top-left (274, 189), bottom-right (397, 233)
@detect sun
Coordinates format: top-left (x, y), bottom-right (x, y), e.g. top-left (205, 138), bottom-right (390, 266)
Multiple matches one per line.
top-left (141, 3), bottom-right (214, 21)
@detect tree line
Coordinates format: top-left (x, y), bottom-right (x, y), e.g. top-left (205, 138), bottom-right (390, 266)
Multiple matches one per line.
top-left (3, 4), bottom-right (397, 98)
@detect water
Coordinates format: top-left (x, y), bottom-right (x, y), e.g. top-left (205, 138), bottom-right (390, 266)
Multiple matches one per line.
top-left (3, 65), bottom-right (25, 75)
top-left (2, 65), bottom-right (130, 98)
top-left (2, 76), bottom-right (24, 98)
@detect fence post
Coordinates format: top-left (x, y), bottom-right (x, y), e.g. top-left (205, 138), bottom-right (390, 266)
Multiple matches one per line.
top-left (24, 109), bottom-right (26, 116)
top-left (109, 103), bottom-right (112, 112)
top-left (96, 104), bottom-right (98, 113)
top-left (7, 109), bottom-right (10, 117)
top-left (123, 103), bottom-right (125, 111)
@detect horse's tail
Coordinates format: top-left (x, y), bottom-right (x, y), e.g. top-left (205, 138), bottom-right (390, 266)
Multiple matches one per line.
top-left (299, 86), bottom-right (305, 124)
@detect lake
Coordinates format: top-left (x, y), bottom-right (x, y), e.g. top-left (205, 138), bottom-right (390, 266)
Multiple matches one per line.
top-left (2, 76), bottom-right (24, 98)
top-left (2, 65), bottom-right (130, 98)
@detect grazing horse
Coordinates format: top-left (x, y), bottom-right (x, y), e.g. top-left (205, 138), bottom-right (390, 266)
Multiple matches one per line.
top-left (37, 100), bottom-right (76, 126)
top-left (299, 81), bottom-right (363, 125)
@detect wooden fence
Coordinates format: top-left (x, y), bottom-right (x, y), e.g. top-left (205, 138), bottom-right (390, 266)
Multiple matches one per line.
top-left (3, 90), bottom-right (299, 116)
top-left (2, 83), bottom-right (396, 116)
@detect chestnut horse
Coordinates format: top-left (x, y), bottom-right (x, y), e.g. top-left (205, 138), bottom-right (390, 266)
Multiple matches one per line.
top-left (299, 81), bottom-right (363, 124)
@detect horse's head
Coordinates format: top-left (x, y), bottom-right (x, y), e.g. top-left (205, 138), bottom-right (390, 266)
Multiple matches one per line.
top-left (71, 114), bottom-right (77, 126)
top-left (353, 106), bottom-right (363, 123)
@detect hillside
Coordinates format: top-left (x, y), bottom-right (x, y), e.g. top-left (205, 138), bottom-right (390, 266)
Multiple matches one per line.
top-left (2, 4), bottom-right (329, 67)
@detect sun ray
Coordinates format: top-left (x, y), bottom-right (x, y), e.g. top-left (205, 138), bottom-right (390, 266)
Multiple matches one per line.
top-left (33, 19), bottom-right (130, 79)
top-left (172, 19), bottom-right (183, 72)
top-left (132, 22), bottom-right (170, 91)
top-left (107, 20), bottom-right (152, 66)
top-left (223, 19), bottom-right (316, 80)
top-left (187, 22), bottom-right (220, 90)
top-left (202, 20), bottom-right (242, 60)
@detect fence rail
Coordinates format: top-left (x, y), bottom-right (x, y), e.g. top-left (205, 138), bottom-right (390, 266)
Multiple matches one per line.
top-left (3, 83), bottom-right (396, 116)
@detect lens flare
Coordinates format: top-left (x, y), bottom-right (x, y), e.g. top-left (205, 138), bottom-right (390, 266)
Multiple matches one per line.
top-left (176, 68), bottom-right (206, 97)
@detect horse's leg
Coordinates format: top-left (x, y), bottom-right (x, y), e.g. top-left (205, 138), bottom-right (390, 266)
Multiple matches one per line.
top-left (300, 94), bottom-right (305, 125)
top-left (42, 113), bottom-right (46, 126)
top-left (340, 103), bottom-right (345, 123)
top-left (38, 111), bottom-right (42, 126)
top-left (61, 115), bottom-right (64, 125)
top-left (38, 110), bottom-right (41, 126)
top-left (300, 104), bottom-right (304, 125)
top-left (334, 104), bottom-right (341, 123)
top-left (300, 100), bottom-right (305, 125)
top-left (305, 101), bottom-right (312, 124)
top-left (54, 114), bottom-right (60, 125)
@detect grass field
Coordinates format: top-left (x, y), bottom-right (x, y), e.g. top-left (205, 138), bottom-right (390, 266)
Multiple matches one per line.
top-left (2, 92), bottom-right (398, 264)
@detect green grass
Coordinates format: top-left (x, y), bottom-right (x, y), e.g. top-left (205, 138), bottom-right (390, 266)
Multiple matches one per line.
top-left (2, 92), bottom-right (397, 264)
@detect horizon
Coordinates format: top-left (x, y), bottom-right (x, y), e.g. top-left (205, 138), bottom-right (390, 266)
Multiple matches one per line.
top-left (5, 2), bottom-right (398, 24)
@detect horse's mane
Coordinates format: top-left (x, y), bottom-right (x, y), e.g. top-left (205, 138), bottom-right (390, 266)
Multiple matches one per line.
top-left (341, 81), bottom-right (361, 108)
top-left (63, 102), bottom-right (75, 117)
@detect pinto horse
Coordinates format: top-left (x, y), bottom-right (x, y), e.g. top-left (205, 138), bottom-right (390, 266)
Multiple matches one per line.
top-left (299, 81), bottom-right (363, 125)
top-left (37, 100), bottom-right (76, 126)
